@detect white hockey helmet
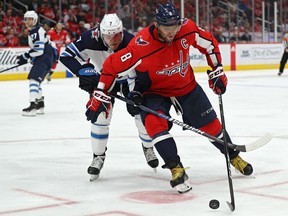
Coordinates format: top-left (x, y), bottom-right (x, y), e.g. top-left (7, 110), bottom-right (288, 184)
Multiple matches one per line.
top-left (100, 13), bottom-right (123, 35)
top-left (24, 10), bottom-right (38, 26)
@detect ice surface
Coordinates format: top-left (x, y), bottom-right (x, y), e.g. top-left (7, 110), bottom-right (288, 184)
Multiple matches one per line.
top-left (0, 69), bottom-right (288, 216)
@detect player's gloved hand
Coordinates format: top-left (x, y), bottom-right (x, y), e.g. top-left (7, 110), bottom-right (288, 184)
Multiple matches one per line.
top-left (207, 66), bottom-right (227, 95)
top-left (128, 91), bottom-right (143, 105)
top-left (85, 89), bottom-right (111, 123)
top-left (78, 63), bottom-right (100, 93)
top-left (126, 103), bottom-right (140, 117)
top-left (16, 53), bottom-right (29, 65)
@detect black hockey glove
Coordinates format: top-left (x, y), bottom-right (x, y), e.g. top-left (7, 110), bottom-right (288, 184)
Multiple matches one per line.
top-left (126, 103), bottom-right (140, 117)
top-left (126, 91), bottom-right (143, 117)
top-left (78, 63), bottom-right (100, 93)
top-left (128, 91), bottom-right (143, 105)
top-left (16, 54), bottom-right (29, 65)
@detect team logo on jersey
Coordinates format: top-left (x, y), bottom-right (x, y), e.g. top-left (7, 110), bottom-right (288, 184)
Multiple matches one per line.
top-left (156, 51), bottom-right (189, 77)
top-left (92, 28), bottom-right (100, 41)
top-left (181, 18), bottom-right (188, 26)
top-left (135, 36), bottom-right (149, 46)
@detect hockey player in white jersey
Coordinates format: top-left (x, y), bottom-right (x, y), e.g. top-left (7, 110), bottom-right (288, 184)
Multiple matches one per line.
top-left (17, 11), bottom-right (56, 116)
top-left (60, 14), bottom-right (159, 181)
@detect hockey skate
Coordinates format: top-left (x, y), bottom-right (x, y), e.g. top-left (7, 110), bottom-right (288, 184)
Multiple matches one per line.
top-left (87, 153), bottom-right (106, 181)
top-left (164, 162), bottom-right (192, 194)
top-left (230, 155), bottom-right (253, 176)
top-left (22, 102), bottom-right (37, 116)
top-left (46, 71), bottom-right (53, 82)
top-left (142, 144), bottom-right (159, 169)
top-left (278, 71), bottom-right (283, 76)
top-left (36, 97), bottom-right (45, 115)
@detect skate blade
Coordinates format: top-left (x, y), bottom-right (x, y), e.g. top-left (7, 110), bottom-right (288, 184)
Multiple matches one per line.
top-left (176, 181), bottom-right (192, 194)
top-left (36, 109), bottom-right (44, 115)
top-left (89, 174), bottom-right (100, 182)
top-left (22, 111), bottom-right (36, 117)
top-left (153, 168), bottom-right (157, 173)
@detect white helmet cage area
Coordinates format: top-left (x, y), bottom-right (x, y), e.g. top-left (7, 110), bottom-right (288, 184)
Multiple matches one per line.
top-left (24, 11), bottom-right (38, 26)
top-left (100, 13), bottom-right (123, 36)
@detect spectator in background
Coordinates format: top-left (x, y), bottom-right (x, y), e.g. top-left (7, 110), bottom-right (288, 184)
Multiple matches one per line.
top-left (118, 4), bottom-right (131, 30)
top-left (65, 16), bottom-right (80, 38)
top-left (229, 28), bottom-right (239, 43)
top-left (19, 28), bottom-right (29, 46)
top-left (0, 33), bottom-right (7, 46)
top-left (5, 28), bottom-right (20, 47)
top-left (213, 27), bottom-right (227, 43)
top-left (42, 20), bottom-right (52, 32)
top-left (4, 9), bottom-right (17, 28)
top-left (63, 9), bottom-right (77, 24)
top-left (240, 28), bottom-right (252, 42)
top-left (79, 0), bottom-right (90, 12)
top-left (37, 3), bottom-right (55, 20)
top-left (78, 21), bottom-right (87, 35)
top-left (27, 0), bottom-right (38, 11)
top-left (46, 22), bottom-right (71, 81)
top-left (0, 4), bottom-right (5, 18)
top-left (0, 18), bottom-right (5, 35)
top-left (63, 22), bottom-right (76, 42)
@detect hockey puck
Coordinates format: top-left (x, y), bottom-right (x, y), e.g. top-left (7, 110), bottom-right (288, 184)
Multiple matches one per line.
top-left (209, 199), bottom-right (220, 209)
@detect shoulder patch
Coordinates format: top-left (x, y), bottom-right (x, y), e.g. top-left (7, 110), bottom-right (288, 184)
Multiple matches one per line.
top-left (91, 28), bottom-right (100, 41)
top-left (181, 18), bottom-right (188, 26)
top-left (135, 36), bottom-right (149, 46)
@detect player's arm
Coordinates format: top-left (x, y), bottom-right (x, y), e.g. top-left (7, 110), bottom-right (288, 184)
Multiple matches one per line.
top-left (59, 31), bottom-right (100, 93)
top-left (98, 45), bottom-right (143, 92)
top-left (59, 36), bottom-right (88, 75)
top-left (188, 20), bottom-right (222, 69)
top-left (85, 44), bottom-right (143, 123)
top-left (187, 21), bottom-right (226, 94)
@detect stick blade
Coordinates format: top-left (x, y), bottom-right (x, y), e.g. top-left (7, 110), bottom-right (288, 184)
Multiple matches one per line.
top-left (236, 133), bottom-right (272, 152)
top-left (226, 201), bottom-right (235, 211)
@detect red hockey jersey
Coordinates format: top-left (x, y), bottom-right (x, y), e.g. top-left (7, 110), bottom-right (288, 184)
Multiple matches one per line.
top-left (100, 18), bottom-right (222, 97)
top-left (47, 28), bottom-right (71, 51)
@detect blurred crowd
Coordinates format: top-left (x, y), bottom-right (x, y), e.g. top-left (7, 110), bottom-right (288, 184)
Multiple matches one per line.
top-left (0, 0), bottom-right (287, 47)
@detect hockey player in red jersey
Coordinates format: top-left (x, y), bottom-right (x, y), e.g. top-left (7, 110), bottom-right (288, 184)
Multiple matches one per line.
top-left (84, 1), bottom-right (253, 193)
top-left (46, 22), bottom-right (71, 81)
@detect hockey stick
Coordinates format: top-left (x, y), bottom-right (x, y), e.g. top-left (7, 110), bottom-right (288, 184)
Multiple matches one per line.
top-left (218, 94), bottom-right (235, 211)
top-left (0, 63), bottom-right (28, 73)
top-left (111, 94), bottom-right (272, 152)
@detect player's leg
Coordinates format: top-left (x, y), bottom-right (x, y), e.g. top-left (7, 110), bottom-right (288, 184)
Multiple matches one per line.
top-left (201, 119), bottom-right (253, 175)
top-left (46, 63), bottom-right (56, 82)
top-left (35, 84), bottom-right (45, 115)
top-left (23, 61), bottom-right (47, 116)
top-left (180, 84), bottom-right (253, 176)
top-left (279, 51), bottom-right (288, 76)
top-left (46, 48), bottom-right (59, 82)
top-left (33, 53), bottom-right (54, 115)
top-left (122, 83), bottom-right (159, 169)
top-left (88, 105), bottom-right (113, 181)
top-left (141, 94), bottom-right (192, 193)
top-left (22, 78), bottom-right (39, 116)
top-left (134, 114), bottom-right (159, 168)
